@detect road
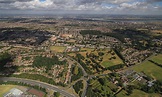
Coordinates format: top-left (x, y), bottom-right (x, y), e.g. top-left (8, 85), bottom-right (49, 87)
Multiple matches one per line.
top-left (66, 55), bottom-right (88, 97)
top-left (66, 56), bottom-right (88, 77)
top-left (0, 77), bottom-right (75, 97)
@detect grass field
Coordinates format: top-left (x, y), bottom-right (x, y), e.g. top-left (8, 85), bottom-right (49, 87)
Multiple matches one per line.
top-left (68, 53), bottom-right (76, 57)
top-left (151, 30), bottom-right (162, 36)
top-left (80, 48), bottom-right (94, 57)
top-left (80, 48), bottom-right (123, 68)
top-left (150, 54), bottom-right (162, 65)
top-left (68, 48), bottom-right (94, 57)
top-left (86, 75), bottom-right (121, 97)
top-left (69, 48), bottom-right (123, 74)
top-left (101, 51), bottom-right (123, 68)
top-left (102, 61), bottom-right (114, 67)
top-left (133, 61), bottom-right (162, 81)
top-left (116, 89), bottom-right (161, 97)
top-left (50, 46), bottom-right (66, 52)
top-left (0, 85), bottom-right (16, 96)
top-left (152, 30), bottom-right (162, 33)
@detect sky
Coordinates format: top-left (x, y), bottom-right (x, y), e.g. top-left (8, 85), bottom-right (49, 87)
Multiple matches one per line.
top-left (0, 0), bottom-right (162, 15)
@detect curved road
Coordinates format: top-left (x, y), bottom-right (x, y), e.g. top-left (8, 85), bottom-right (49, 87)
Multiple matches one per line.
top-left (66, 56), bottom-right (88, 77)
top-left (66, 56), bottom-right (88, 97)
top-left (0, 77), bottom-right (75, 97)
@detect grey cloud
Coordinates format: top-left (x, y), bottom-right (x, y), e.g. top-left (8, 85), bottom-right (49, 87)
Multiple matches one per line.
top-left (0, 0), bottom-right (32, 4)
top-left (76, 0), bottom-right (99, 5)
top-left (52, 0), bottom-right (69, 4)
top-left (76, 0), bottom-right (132, 5)
top-left (0, 0), bottom-right (162, 15)
top-left (147, 0), bottom-right (162, 3)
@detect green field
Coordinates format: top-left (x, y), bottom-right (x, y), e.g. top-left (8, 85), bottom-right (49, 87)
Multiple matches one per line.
top-left (101, 50), bottom-right (123, 68)
top-left (69, 48), bottom-right (123, 74)
top-left (102, 61), bottom-right (114, 67)
top-left (118, 54), bottom-right (162, 97)
top-left (50, 46), bottom-right (66, 52)
top-left (151, 54), bottom-right (162, 65)
top-left (0, 85), bottom-right (17, 96)
top-left (87, 77), bottom-right (114, 97)
top-left (80, 48), bottom-right (123, 68)
top-left (117, 89), bottom-right (161, 97)
top-left (68, 48), bottom-right (94, 60)
top-left (133, 61), bottom-right (162, 81)
top-left (80, 48), bottom-right (94, 57)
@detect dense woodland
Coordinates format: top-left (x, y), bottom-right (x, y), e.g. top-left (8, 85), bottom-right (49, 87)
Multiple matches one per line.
top-left (0, 52), bottom-right (12, 71)
top-left (33, 56), bottom-right (66, 69)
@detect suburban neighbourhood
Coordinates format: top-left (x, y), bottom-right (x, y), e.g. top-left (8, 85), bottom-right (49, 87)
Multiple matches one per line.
top-left (0, 15), bottom-right (162, 97)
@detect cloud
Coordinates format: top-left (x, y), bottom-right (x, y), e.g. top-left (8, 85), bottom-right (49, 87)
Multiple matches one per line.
top-left (119, 2), bottom-right (146, 9)
top-left (10, 0), bottom-right (53, 10)
top-left (76, 0), bottom-right (132, 5)
top-left (147, 0), bottom-right (162, 3)
top-left (0, 0), bottom-right (161, 15)
top-left (0, 0), bottom-right (32, 3)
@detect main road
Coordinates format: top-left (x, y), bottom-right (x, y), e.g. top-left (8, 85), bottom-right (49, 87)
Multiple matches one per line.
top-left (0, 77), bottom-right (75, 97)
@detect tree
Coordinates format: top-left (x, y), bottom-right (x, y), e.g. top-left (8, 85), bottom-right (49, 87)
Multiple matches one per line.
top-left (98, 52), bottom-right (104, 56)
top-left (53, 92), bottom-right (60, 97)
top-left (0, 52), bottom-right (12, 71)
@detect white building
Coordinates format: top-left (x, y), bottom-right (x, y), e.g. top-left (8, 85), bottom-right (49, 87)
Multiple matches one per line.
top-left (4, 88), bottom-right (23, 97)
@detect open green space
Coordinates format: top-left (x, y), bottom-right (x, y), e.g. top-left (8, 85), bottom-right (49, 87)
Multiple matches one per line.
top-left (0, 52), bottom-right (12, 71)
top-left (0, 85), bottom-right (19, 96)
top-left (73, 80), bottom-right (84, 97)
top-left (0, 46), bottom-right (4, 49)
top-left (101, 50), bottom-right (123, 68)
top-left (50, 46), bottom-right (66, 52)
top-left (102, 61), bottom-right (114, 67)
top-left (116, 89), bottom-right (161, 97)
top-left (133, 61), bottom-right (162, 82)
top-left (69, 48), bottom-right (124, 74)
top-left (151, 30), bottom-right (162, 36)
top-left (79, 48), bottom-right (94, 57)
top-left (150, 54), bottom-right (162, 65)
top-left (71, 65), bottom-right (83, 81)
top-left (86, 77), bottom-right (117, 97)
top-left (33, 56), bottom-right (66, 69)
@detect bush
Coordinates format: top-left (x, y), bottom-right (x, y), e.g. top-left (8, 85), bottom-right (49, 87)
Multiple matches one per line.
top-left (0, 52), bottom-right (12, 71)
top-left (71, 67), bottom-right (83, 81)
top-left (73, 80), bottom-right (83, 94)
top-left (53, 92), bottom-right (60, 97)
top-left (33, 56), bottom-right (66, 69)
top-left (98, 52), bottom-right (104, 56)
